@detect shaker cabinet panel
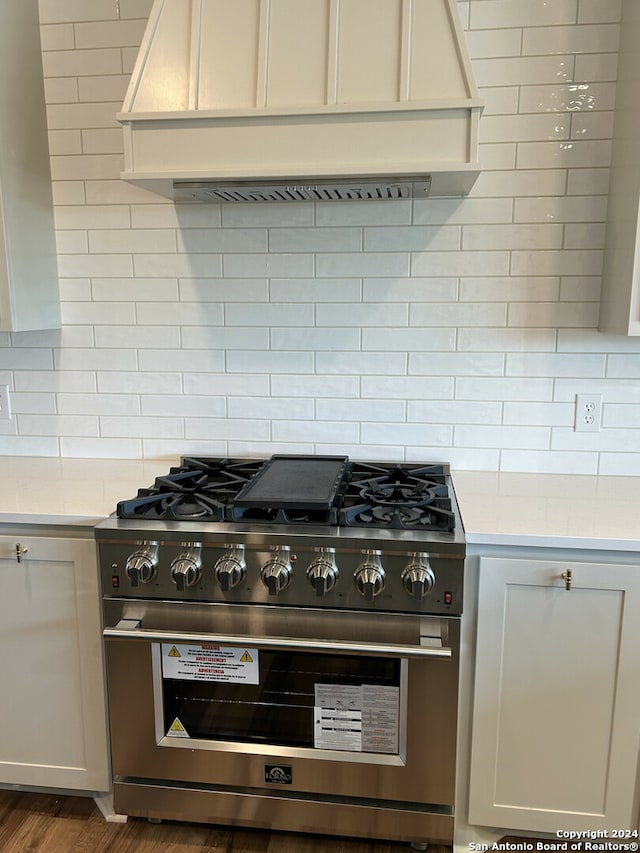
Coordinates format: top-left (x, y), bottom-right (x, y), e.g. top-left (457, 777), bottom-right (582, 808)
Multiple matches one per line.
top-left (0, 535), bottom-right (109, 792)
top-left (469, 557), bottom-right (640, 833)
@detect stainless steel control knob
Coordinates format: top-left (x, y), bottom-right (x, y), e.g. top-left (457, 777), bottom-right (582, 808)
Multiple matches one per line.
top-left (261, 547), bottom-right (292, 596)
top-left (214, 546), bottom-right (246, 592)
top-left (125, 542), bottom-right (158, 587)
top-left (307, 549), bottom-right (338, 597)
top-left (171, 545), bottom-right (202, 591)
top-left (402, 555), bottom-right (435, 600)
top-left (354, 551), bottom-right (385, 601)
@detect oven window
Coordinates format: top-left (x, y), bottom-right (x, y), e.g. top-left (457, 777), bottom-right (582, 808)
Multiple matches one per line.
top-left (155, 643), bottom-right (401, 754)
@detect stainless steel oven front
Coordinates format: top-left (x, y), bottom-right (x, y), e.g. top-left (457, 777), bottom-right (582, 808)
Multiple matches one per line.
top-left (103, 598), bottom-right (460, 848)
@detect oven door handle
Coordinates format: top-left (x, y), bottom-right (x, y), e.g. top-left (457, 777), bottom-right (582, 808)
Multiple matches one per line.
top-left (103, 621), bottom-right (453, 660)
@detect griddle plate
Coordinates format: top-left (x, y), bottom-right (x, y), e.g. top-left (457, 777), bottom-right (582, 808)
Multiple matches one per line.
top-left (234, 455), bottom-right (349, 511)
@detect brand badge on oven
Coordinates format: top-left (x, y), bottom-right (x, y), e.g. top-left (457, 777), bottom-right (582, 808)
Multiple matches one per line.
top-left (264, 764), bottom-right (293, 785)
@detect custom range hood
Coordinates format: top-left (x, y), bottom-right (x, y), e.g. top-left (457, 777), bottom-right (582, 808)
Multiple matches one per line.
top-left (118, 0), bottom-right (483, 202)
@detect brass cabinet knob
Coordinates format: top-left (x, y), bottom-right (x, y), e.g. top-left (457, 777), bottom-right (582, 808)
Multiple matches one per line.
top-left (561, 569), bottom-right (573, 591)
top-left (15, 543), bottom-right (29, 563)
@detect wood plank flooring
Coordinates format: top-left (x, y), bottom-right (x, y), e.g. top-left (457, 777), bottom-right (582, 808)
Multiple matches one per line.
top-left (0, 790), bottom-right (448, 853)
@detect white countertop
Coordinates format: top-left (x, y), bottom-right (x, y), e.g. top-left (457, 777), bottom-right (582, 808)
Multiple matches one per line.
top-left (0, 456), bottom-right (178, 525)
top-left (453, 470), bottom-right (640, 551)
top-left (1, 457), bottom-right (639, 551)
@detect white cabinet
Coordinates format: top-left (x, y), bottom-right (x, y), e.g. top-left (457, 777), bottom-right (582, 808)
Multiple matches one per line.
top-left (600, 0), bottom-right (640, 335)
top-left (0, 1), bottom-right (60, 332)
top-left (0, 532), bottom-right (109, 792)
top-left (469, 556), bottom-right (640, 833)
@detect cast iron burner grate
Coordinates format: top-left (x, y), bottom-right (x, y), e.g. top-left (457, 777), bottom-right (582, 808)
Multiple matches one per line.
top-left (116, 457), bottom-right (264, 520)
top-left (339, 463), bottom-right (455, 531)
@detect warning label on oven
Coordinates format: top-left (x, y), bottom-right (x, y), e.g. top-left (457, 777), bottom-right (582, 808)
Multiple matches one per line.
top-left (313, 684), bottom-right (399, 754)
top-left (160, 644), bottom-right (260, 684)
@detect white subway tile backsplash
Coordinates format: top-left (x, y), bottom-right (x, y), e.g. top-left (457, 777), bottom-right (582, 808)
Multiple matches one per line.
top-left (226, 303), bottom-right (314, 327)
top-left (514, 196), bottom-right (608, 223)
top-left (142, 395), bottom-right (225, 418)
top-left (510, 250), bottom-right (603, 277)
top-left (15, 371), bottom-right (96, 393)
top-left (459, 277), bottom-right (559, 302)
top-left (363, 279), bottom-right (457, 302)
top-left (316, 304), bottom-right (407, 327)
top-left (578, 0), bottom-right (622, 25)
top-left (508, 302), bottom-right (600, 327)
top-left (178, 229), bottom-right (268, 254)
top-left (457, 328), bottom-right (557, 351)
top-left (0, 1), bottom-right (631, 471)
top-left (481, 114), bottom-right (570, 144)
top-left (97, 372), bottom-right (182, 394)
top-left (229, 397), bottom-right (313, 420)
top-left (54, 348), bottom-right (136, 372)
top-left (40, 25), bottom-right (75, 52)
top-left (519, 83), bottom-right (616, 115)
top-left (455, 424), bottom-right (551, 450)
top-left (466, 28), bottom-right (521, 59)
top-left (43, 49), bottom-right (122, 79)
top-left (411, 251), bottom-right (509, 277)
top-left (20, 414), bottom-right (99, 437)
top-left (74, 20), bottom-right (147, 49)
top-left (503, 402), bottom-right (574, 426)
top-left (90, 229), bottom-right (176, 253)
top-left (58, 253), bottom-right (133, 278)
top-left (316, 399), bottom-right (405, 422)
top-left (271, 328), bottom-right (360, 351)
top-left (58, 393), bottom-right (140, 416)
top-left (134, 254), bottom-right (222, 278)
top-left (463, 224), bottom-right (563, 251)
top-left (136, 302), bottom-right (223, 326)
top-left (184, 374), bottom-right (269, 397)
top-left (516, 140), bottom-right (611, 170)
top-left (522, 24), bottom-right (619, 56)
top-left (187, 419), bottom-right (270, 441)
top-left (410, 353), bottom-right (505, 376)
top-left (505, 352), bottom-right (606, 377)
top-left (410, 303), bottom-right (507, 327)
top-left (363, 226), bottom-right (460, 252)
top-left (473, 170), bottom-right (567, 198)
top-left (361, 377), bottom-right (454, 400)
top-left (180, 279), bottom-right (268, 303)
top-left (470, 0), bottom-right (578, 30)
top-left (61, 302), bottom-right (135, 325)
top-left (408, 400), bottom-right (502, 425)
top-left (224, 253), bottom-right (314, 278)
top-left (316, 253), bottom-right (409, 278)
top-left (227, 352), bottom-right (315, 374)
top-left (472, 56), bottom-right (576, 88)
top-left (361, 423), bottom-right (452, 447)
top-left (315, 352), bottom-right (407, 375)
top-left (362, 328), bottom-right (455, 352)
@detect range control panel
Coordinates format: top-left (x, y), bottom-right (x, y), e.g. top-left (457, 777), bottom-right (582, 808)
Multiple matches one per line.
top-left (100, 539), bottom-right (463, 616)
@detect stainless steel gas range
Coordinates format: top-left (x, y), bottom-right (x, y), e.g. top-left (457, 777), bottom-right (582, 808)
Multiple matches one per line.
top-left (95, 455), bottom-right (465, 850)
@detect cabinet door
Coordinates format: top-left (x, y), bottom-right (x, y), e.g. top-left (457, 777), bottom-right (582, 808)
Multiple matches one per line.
top-left (0, 535), bottom-right (109, 791)
top-left (469, 557), bottom-right (640, 833)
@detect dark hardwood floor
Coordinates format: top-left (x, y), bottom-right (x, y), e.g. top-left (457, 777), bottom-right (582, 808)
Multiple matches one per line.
top-left (0, 790), bottom-right (448, 853)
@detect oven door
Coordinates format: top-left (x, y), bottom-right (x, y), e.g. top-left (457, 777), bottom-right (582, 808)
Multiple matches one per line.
top-left (103, 601), bottom-right (459, 813)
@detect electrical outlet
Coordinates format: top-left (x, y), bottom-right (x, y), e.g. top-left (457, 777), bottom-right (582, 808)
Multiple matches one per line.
top-left (0, 385), bottom-right (11, 420)
top-left (574, 393), bottom-right (602, 432)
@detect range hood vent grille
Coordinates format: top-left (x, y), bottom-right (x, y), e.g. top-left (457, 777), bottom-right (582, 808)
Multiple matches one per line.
top-left (174, 178), bottom-right (432, 204)
top-left (119, 0), bottom-right (483, 202)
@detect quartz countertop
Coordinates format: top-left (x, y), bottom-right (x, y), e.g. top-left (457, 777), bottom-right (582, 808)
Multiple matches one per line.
top-left (1, 457), bottom-right (639, 551)
top-left (0, 456), bottom-right (178, 525)
top-left (453, 470), bottom-right (640, 551)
